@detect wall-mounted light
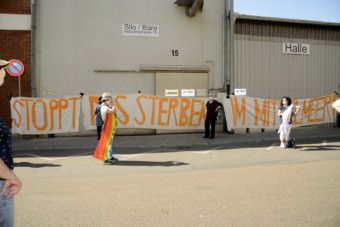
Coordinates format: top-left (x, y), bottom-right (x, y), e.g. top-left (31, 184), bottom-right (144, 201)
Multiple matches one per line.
top-left (174, 0), bottom-right (204, 17)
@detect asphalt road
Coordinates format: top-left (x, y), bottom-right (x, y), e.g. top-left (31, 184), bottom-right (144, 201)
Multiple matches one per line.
top-left (12, 137), bottom-right (340, 227)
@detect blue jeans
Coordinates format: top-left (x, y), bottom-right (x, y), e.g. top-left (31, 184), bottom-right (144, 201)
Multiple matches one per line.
top-left (0, 180), bottom-right (14, 227)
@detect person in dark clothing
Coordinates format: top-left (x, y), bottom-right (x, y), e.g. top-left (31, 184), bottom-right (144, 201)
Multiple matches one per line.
top-left (0, 117), bottom-right (22, 226)
top-left (0, 119), bottom-right (13, 170)
top-left (204, 96), bottom-right (223, 139)
top-left (94, 96), bottom-right (103, 140)
top-left (0, 60), bottom-right (22, 226)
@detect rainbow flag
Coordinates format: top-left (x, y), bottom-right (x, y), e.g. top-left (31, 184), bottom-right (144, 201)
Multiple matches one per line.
top-left (93, 113), bottom-right (118, 160)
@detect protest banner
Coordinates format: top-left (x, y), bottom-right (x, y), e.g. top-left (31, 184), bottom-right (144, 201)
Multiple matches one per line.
top-left (224, 94), bottom-right (337, 130)
top-left (10, 96), bottom-right (81, 134)
top-left (9, 94), bottom-right (336, 134)
top-left (82, 94), bottom-right (207, 130)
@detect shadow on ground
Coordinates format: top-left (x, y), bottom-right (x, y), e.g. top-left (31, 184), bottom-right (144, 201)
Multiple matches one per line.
top-left (106, 160), bottom-right (188, 167)
top-left (14, 162), bottom-right (62, 168)
top-left (296, 145), bottom-right (340, 151)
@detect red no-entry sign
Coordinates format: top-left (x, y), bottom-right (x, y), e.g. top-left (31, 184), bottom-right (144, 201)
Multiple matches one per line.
top-left (6, 59), bottom-right (24, 77)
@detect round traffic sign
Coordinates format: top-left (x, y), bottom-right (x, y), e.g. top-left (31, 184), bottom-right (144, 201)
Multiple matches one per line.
top-left (6, 59), bottom-right (24, 77)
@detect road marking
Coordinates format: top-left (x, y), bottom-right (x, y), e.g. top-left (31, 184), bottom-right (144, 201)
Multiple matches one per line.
top-left (116, 148), bottom-right (173, 159)
top-left (190, 147), bottom-right (221, 155)
top-left (117, 153), bottom-right (147, 159)
top-left (266, 143), bottom-right (276, 151)
top-left (15, 153), bottom-right (64, 161)
top-left (191, 150), bottom-right (213, 154)
top-left (15, 151), bottom-right (92, 161)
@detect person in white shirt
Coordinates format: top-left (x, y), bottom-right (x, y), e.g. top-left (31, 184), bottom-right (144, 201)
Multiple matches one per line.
top-left (277, 96), bottom-right (300, 148)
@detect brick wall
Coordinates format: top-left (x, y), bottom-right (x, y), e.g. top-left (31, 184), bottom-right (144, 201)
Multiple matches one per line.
top-left (0, 0), bottom-right (31, 14)
top-left (0, 1), bottom-right (31, 126)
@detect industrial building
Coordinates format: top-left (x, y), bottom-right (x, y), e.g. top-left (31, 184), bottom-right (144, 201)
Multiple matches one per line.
top-left (32, 0), bottom-right (226, 99)
top-left (31, 0), bottom-right (340, 100)
top-left (1, 0), bottom-right (340, 132)
top-left (232, 14), bottom-right (340, 99)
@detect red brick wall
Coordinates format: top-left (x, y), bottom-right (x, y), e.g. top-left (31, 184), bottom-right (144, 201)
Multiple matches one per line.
top-left (0, 0), bottom-right (31, 14)
top-left (0, 1), bottom-right (31, 126)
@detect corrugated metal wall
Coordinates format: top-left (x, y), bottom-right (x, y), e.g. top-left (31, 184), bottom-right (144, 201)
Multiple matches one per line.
top-left (233, 19), bottom-right (340, 99)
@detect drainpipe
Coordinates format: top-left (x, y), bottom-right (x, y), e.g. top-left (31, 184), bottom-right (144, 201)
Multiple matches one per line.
top-left (225, 0), bottom-right (234, 95)
top-left (31, 0), bottom-right (37, 97)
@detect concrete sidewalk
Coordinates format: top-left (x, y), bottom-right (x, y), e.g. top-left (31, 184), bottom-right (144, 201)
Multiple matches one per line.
top-left (12, 126), bottom-right (340, 151)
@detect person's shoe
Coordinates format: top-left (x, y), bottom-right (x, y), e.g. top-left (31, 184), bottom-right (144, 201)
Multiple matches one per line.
top-left (280, 143), bottom-right (286, 148)
top-left (209, 136), bottom-right (214, 139)
top-left (108, 159), bottom-right (117, 164)
top-left (111, 157), bottom-right (119, 162)
top-left (104, 157), bottom-right (119, 164)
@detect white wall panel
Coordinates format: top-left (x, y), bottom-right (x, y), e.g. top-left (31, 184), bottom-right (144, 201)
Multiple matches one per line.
top-left (36, 0), bottom-right (225, 98)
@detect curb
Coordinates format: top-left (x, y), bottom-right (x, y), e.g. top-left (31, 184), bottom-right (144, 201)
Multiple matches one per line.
top-left (12, 132), bottom-right (340, 151)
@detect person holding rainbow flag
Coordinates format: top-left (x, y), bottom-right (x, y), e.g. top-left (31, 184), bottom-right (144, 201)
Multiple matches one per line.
top-left (93, 92), bottom-right (119, 164)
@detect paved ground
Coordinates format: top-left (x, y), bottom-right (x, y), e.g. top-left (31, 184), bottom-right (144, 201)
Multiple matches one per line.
top-left (10, 126), bottom-right (340, 226)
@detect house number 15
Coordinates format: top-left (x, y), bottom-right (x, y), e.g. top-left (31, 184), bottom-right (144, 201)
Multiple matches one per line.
top-left (171, 49), bottom-right (179, 56)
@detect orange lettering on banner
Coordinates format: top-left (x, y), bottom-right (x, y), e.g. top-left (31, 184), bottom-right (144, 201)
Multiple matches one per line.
top-left (12, 97), bottom-right (80, 133)
top-left (21, 98), bottom-right (33, 130)
top-left (292, 95), bottom-right (335, 125)
top-left (134, 95), bottom-right (146, 125)
top-left (49, 99), bottom-right (59, 130)
top-left (12, 99), bottom-right (23, 128)
top-left (272, 100), bottom-right (280, 127)
top-left (323, 95), bottom-right (333, 121)
top-left (179, 98), bottom-right (190, 126)
top-left (32, 99), bottom-right (48, 131)
top-left (167, 98), bottom-right (179, 126)
top-left (230, 96), bottom-right (246, 126)
top-left (158, 97), bottom-right (168, 126)
top-left (58, 98), bottom-right (68, 129)
top-left (254, 99), bottom-right (270, 126)
top-left (114, 96), bottom-right (129, 125)
top-left (296, 99), bottom-right (310, 124)
top-left (303, 97), bottom-right (325, 123)
top-left (189, 99), bottom-right (205, 127)
top-left (133, 96), bottom-right (206, 128)
top-left (313, 97), bottom-right (324, 122)
top-left (323, 96), bottom-right (333, 120)
top-left (148, 96), bottom-right (158, 125)
top-left (89, 96), bottom-right (98, 126)
top-left (68, 97), bottom-right (80, 129)
top-left (85, 95), bottom-right (207, 129)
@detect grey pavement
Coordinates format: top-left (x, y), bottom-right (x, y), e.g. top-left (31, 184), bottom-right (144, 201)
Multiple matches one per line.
top-left (12, 126), bottom-right (340, 227)
top-left (12, 125), bottom-right (340, 152)
top-left (11, 125), bottom-right (340, 227)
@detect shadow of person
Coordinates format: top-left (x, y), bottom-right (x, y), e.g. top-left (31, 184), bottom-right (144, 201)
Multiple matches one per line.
top-left (112, 160), bottom-right (189, 167)
top-left (296, 145), bottom-right (340, 151)
top-left (14, 162), bottom-right (62, 168)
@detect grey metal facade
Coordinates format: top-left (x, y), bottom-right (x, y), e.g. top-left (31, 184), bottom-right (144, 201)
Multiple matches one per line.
top-left (233, 15), bottom-right (340, 99)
